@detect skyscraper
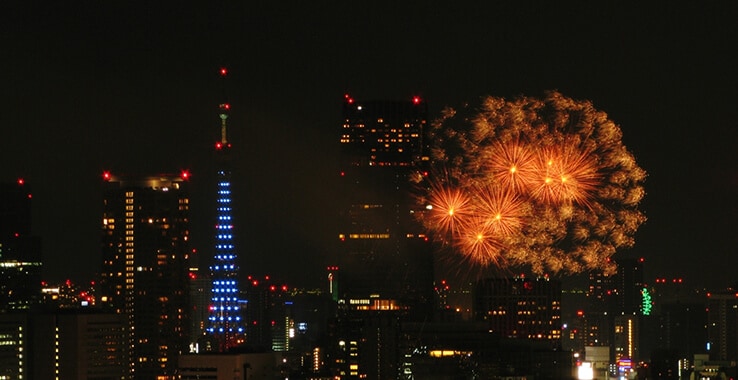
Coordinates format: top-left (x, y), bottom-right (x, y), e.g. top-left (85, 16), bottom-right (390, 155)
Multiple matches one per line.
top-left (100, 172), bottom-right (192, 379)
top-left (330, 95), bottom-right (435, 379)
top-left (336, 94), bottom-right (434, 317)
top-left (0, 179), bottom-right (43, 312)
top-left (205, 68), bottom-right (245, 351)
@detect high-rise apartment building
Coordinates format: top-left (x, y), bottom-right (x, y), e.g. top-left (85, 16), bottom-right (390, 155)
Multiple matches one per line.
top-left (99, 172), bottom-right (192, 379)
top-left (336, 94), bottom-right (434, 317)
top-left (0, 179), bottom-right (43, 312)
top-left (205, 68), bottom-right (245, 351)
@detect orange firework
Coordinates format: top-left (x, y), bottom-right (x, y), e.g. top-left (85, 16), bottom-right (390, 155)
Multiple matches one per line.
top-left (475, 185), bottom-right (525, 237)
top-left (483, 140), bottom-right (538, 194)
top-left (551, 144), bottom-right (600, 206)
top-left (529, 147), bottom-right (561, 204)
top-left (454, 217), bottom-right (504, 266)
top-left (420, 91), bottom-right (646, 275)
top-left (426, 182), bottom-right (472, 237)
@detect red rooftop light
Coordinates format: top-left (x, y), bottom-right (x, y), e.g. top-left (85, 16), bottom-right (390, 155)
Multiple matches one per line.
top-left (220, 67), bottom-right (228, 76)
top-left (17, 178), bottom-right (24, 185)
top-left (181, 170), bottom-right (191, 180)
top-left (102, 171), bottom-right (111, 181)
top-left (412, 96), bottom-right (421, 104)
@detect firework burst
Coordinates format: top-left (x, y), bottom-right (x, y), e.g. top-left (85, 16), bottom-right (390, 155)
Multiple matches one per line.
top-left (420, 91), bottom-right (646, 275)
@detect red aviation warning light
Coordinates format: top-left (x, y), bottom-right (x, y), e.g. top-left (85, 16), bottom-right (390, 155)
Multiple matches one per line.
top-left (344, 94), bottom-right (354, 104)
top-left (412, 96), bottom-right (421, 105)
top-left (102, 171), bottom-right (111, 181)
top-left (17, 178), bottom-right (24, 185)
top-left (220, 67), bottom-right (228, 77)
top-left (220, 103), bottom-right (230, 111)
top-left (181, 170), bottom-right (191, 180)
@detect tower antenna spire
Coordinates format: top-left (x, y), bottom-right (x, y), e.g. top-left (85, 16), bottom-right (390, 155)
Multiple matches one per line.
top-left (218, 67), bottom-right (230, 145)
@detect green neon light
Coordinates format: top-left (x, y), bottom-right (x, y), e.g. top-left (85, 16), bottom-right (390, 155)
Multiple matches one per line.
top-left (641, 287), bottom-right (652, 316)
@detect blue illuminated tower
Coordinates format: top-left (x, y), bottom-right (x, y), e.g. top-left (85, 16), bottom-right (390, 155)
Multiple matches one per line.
top-left (205, 67), bottom-right (245, 351)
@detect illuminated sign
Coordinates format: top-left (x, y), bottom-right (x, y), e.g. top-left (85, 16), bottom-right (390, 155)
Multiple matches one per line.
top-left (618, 358), bottom-right (633, 372)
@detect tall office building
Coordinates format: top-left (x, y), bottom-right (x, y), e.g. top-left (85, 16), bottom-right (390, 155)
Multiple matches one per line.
top-left (205, 68), bottom-right (245, 351)
top-left (336, 94), bottom-right (434, 317)
top-left (100, 172), bottom-right (192, 379)
top-left (0, 179), bottom-right (43, 312)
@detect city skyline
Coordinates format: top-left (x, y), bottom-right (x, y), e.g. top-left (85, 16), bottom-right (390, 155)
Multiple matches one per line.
top-left (2, 2), bottom-right (738, 289)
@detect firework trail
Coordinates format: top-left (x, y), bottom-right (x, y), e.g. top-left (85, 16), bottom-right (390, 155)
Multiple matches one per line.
top-left (418, 91), bottom-right (646, 275)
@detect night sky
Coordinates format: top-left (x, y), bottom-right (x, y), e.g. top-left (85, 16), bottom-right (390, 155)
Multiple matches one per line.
top-left (2, 2), bottom-right (737, 289)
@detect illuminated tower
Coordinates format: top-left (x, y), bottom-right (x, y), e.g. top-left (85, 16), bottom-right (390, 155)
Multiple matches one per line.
top-left (205, 67), bottom-right (245, 351)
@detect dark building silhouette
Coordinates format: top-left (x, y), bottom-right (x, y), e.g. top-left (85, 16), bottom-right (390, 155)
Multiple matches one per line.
top-left (0, 180), bottom-right (43, 312)
top-left (645, 278), bottom-right (707, 372)
top-left (612, 257), bottom-right (645, 316)
top-left (99, 173), bottom-right (192, 379)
